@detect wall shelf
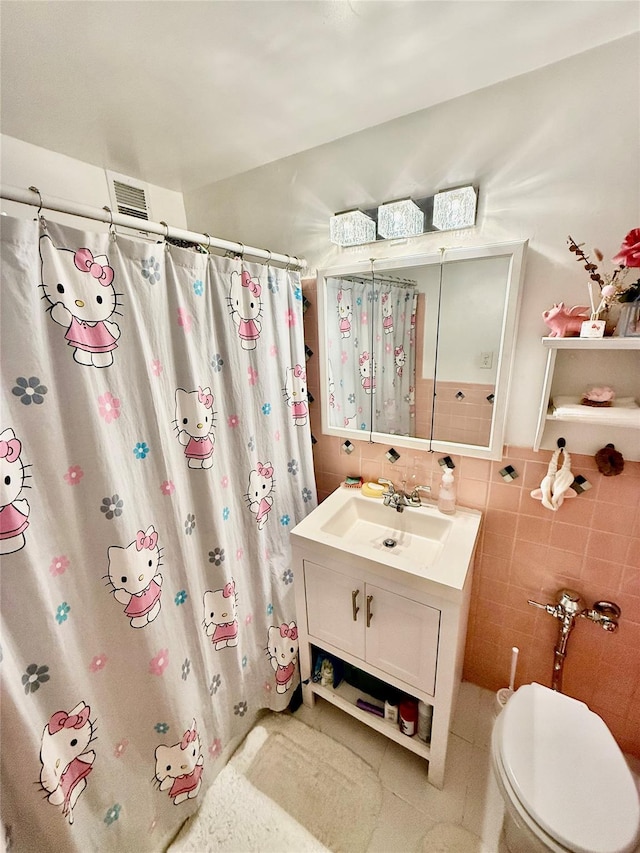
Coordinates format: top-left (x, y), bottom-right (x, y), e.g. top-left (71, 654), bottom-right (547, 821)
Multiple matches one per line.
top-left (533, 337), bottom-right (640, 457)
top-left (541, 336), bottom-right (639, 350)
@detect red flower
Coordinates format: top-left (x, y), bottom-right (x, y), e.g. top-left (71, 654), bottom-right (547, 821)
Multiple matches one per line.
top-left (160, 480), bottom-right (175, 496)
top-left (98, 392), bottom-right (121, 424)
top-left (64, 465), bottom-right (84, 486)
top-left (89, 654), bottom-right (108, 672)
top-left (49, 555), bottom-right (70, 576)
top-left (149, 648), bottom-right (169, 676)
top-left (612, 229), bottom-right (640, 268)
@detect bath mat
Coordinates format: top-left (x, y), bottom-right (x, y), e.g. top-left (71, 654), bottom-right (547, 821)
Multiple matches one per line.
top-left (238, 713), bottom-right (383, 852)
top-left (421, 822), bottom-right (491, 853)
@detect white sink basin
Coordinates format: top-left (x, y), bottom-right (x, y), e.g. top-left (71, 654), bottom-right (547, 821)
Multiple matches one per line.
top-left (291, 487), bottom-right (482, 597)
top-left (320, 494), bottom-right (451, 567)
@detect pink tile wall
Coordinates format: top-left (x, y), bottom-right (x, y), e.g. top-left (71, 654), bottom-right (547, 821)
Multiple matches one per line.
top-left (303, 278), bottom-right (640, 758)
top-left (432, 380), bottom-right (494, 446)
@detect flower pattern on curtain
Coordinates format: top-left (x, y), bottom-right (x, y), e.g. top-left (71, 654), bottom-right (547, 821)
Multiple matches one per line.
top-left (0, 216), bottom-right (316, 852)
top-left (325, 275), bottom-right (417, 436)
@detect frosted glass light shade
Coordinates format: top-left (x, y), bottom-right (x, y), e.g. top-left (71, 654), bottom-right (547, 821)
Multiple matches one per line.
top-left (432, 186), bottom-right (477, 230)
top-left (377, 199), bottom-right (424, 239)
top-left (330, 210), bottom-right (376, 247)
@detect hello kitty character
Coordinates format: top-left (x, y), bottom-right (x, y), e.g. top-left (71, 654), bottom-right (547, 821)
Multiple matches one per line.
top-left (382, 292), bottom-right (394, 335)
top-left (39, 702), bottom-right (96, 824)
top-left (359, 351), bottom-right (376, 394)
top-left (39, 235), bottom-right (121, 368)
top-left (247, 462), bottom-right (274, 530)
top-left (284, 364), bottom-right (308, 426)
top-left (203, 580), bottom-right (238, 650)
top-left (228, 270), bottom-right (262, 350)
top-left (174, 387), bottom-right (216, 469)
top-left (337, 287), bottom-right (352, 338)
top-left (106, 526), bottom-right (163, 628)
top-left (394, 345), bottom-right (405, 378)
top-left (154, 719), bottom-right (204, 806)
top-left (0, 428), bottom-right (30, 555)
top-left (267, 622), bottom-right (299, 694)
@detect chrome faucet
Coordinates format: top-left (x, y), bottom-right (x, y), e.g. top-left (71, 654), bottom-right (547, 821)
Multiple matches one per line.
top-left (379, 479), bottom-right (431, 512)
top-left (528, 588), bottom-right (621, 691)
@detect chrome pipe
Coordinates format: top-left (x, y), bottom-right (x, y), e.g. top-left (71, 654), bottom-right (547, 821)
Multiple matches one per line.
top-left (527, 589), bottom-right (619, 692)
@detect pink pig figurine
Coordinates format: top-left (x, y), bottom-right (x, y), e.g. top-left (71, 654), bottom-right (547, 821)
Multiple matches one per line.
top-left (542, 303), bottom-right (591, 337)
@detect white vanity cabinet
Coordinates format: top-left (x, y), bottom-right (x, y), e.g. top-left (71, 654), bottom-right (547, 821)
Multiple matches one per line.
top-left (291, 487), bottom-right (482, 789)
top-left (304, 560), bottom-right (441, 694)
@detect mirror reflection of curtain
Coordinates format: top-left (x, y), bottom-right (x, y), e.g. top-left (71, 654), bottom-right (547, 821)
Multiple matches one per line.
top-left (326, 276), bottom-right (374, 432)
top-left (325, 276), bottom-right (417, 436)
top-left (372, 279), bottom-right (418, 436)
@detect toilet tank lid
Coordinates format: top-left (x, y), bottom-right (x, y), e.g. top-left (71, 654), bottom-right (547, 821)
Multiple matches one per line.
top-left (500, 683), bottom-right (640, 853)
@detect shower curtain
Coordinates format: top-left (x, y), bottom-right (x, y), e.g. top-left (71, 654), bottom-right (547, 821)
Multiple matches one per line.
top-left (326, 275), bottom-right (417, 435)
top-left (0, 215), bottom-right (316, 853)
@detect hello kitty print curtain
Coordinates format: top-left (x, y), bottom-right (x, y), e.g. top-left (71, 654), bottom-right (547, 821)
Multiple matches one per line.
top-left (326, 275), bottom-right (417, 436)
top-left (0, 215), bottom-right (316, 852)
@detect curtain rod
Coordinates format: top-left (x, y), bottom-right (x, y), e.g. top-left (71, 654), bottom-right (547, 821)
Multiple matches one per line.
top-left (0, 184), bottom-right (306, 271)
top-left (334, 273), bottom-right (417, 287)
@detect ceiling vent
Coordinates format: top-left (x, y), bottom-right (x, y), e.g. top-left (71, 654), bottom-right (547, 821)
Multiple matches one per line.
top-left (106, 170), bottom-right (154, 238)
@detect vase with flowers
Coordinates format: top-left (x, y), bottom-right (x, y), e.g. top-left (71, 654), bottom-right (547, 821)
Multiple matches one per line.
top-left (567, 229), bottom-right (640, 335)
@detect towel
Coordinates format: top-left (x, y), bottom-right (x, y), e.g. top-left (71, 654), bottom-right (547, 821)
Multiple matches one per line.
top-left (530, 448), bottom-right (576, 512)
top-left (551, 396), bottom-right (640, 428)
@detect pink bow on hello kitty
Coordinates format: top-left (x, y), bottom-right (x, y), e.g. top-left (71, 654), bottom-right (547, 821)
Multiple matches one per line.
top-left (279, 624), bottom-right (298, 641)
top-left (222, 581), bottom-right (235, 599)
top-left (74, 248), bottom-right (114, 287)
top-left (47, 706), bottom-right (90, 735)
top-left (241, 270), bottom-right (261, 297)
top-left (293, 364), bottom-right (306, 380)
top-left (180, 728), bottom-right (197, 750)
top-left (197, 387), bottom-right (213, 409)
top-left (0, 438), bottom-right (21, 463)
top-left (135, 530), bottom-right (158, 551)
top-left (359, 352), bottom-right (370, 365)
top-left (257, 463), bottom-right (273, 478)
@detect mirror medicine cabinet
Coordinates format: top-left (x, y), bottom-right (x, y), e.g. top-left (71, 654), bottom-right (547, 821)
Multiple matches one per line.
top-left (317, 240), bottom-right (527, 460)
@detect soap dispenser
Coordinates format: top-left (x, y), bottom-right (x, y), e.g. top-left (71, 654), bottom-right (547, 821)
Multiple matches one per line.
top-left (437, 468), bottom-right (456, 515)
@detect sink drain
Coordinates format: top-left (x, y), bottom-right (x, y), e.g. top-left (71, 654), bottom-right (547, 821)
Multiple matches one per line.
top-left (383, 538), bottom-right (397, 549)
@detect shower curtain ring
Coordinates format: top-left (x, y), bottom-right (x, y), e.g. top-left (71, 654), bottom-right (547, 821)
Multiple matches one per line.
top-left (203, 233), bottom-right (212, 252)
top-left (160, 221), bottom-right (169, 244)
top-left (28, 185), bottom-right (44, 224)
top-left (264, 249), bottom-right (273, 267)
top-left (236, 242), bottom-right (245, 260)
top-left (102, 206), bottom-right (117, 241)
top-left (285, 254), bottom-right (292, 271)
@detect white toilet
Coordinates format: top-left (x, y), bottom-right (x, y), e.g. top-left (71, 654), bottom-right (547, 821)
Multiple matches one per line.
top-left (492, 682), bottom-right (640, 853)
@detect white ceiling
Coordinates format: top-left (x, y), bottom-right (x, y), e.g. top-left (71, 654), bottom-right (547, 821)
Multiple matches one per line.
top-left (1, 1), bottom-right (639, 193)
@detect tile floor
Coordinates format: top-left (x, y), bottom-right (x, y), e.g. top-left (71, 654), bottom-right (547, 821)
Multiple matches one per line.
top-left (293, 681), bottom-right (508, 853)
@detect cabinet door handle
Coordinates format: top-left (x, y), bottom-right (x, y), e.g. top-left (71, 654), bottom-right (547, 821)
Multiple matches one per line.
top-left (352, 589), bottom-right (360, 621)
top-left (366, 594), bottom-right (373, 627)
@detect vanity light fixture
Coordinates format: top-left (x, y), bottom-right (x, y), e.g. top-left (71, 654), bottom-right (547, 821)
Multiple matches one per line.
top-left (329, 209), bottom-right (376, 247)
top-left (329, 185), bottom-right (478, 246)
top-left (377, 199), bottom-right (424, 240)
top-left (432, 186), bottom-right (478, 231)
